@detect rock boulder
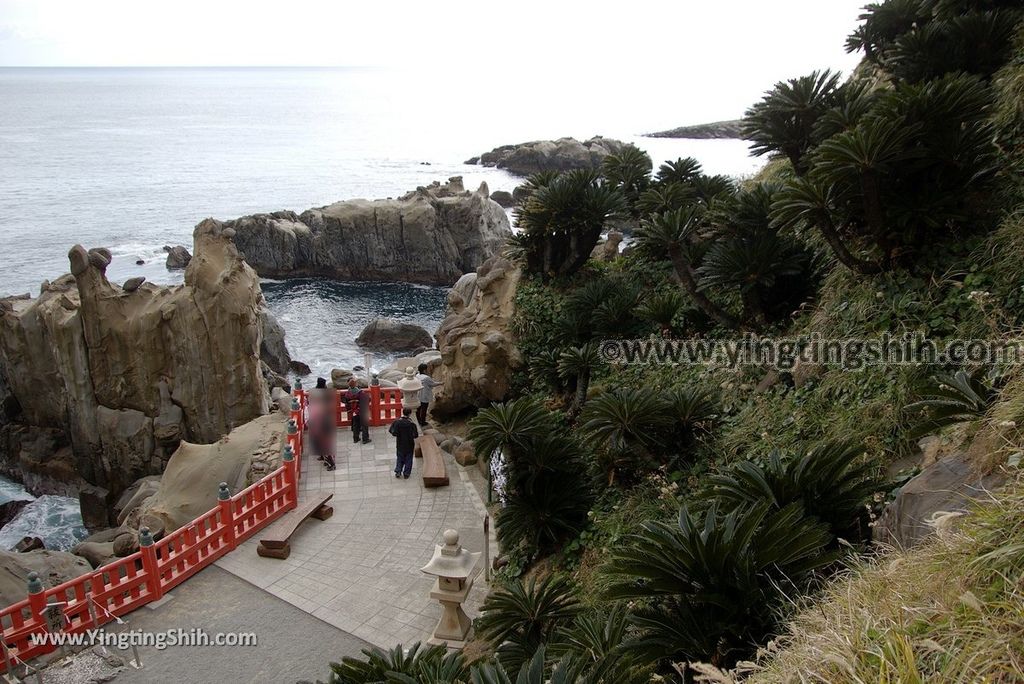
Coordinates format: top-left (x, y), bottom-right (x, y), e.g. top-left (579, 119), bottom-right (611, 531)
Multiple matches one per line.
top-left (356, 319), bottom-right (433, 352)
top-left (163, 245), bottom-right (192, 270)
top-left (874, 451), bottom-right (1006, 549)
top-left (490, 190), bottom-right (515, 208)
top-left (260, 309), bottom-right (292, 375)
top-left (469, 137), bottom-right (627, 176)
top-left (0, 549), bottom-right (91, 608)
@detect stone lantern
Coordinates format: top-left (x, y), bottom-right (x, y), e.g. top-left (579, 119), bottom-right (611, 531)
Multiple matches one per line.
top-left (397, 366), bottom-right (422, 413)
top-left (420, 529), bottom-right (481, 648)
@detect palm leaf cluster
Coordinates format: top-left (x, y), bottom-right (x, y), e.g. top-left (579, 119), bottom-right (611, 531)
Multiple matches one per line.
top-left (329, 642), bottom-right (468, 683)
top-left (511, 170), bottom-right (626, 280)
top-left (476, 575), bottom-right (581, 671)
top-left (604, 502), bottom-right (836, 668)
top-left (580, 386), bottom-right (718, 486)
top-left (847, 0), bottom-right (1023, 82)
top-left (635, 181), bottom-right (816, 330)
top-left (476, 580), bottom-right (650, 682)
top-left (745, 1), bottom-right (1021, 275)
top-left (705, 439), bottom-right (887, 542)
top-left (469, 398), bottom-right (593, 557)
top-left (904, 366), bottom-right (1004, 438)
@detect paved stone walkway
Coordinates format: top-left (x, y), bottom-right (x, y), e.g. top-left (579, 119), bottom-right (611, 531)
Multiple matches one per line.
top-left (216, 425), bottom-right (496, 649)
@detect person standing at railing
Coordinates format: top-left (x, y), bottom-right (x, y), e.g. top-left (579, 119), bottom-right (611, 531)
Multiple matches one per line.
top-left (343, 378), bottom-right (372, 444)
top-left (415, 363), bottom-right (443, 427)
top-left (309, 379), bottom-right (337, 470)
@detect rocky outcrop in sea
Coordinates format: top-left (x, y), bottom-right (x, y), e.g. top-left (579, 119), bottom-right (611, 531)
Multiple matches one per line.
top-left (644, 119), bottom-right (744, 139)
top-left (465, 136), bottom-right (627, 177)
top-left (225, 177), bottom-right (510, 286)
top-left (0, 219), bottom-right (270, 528)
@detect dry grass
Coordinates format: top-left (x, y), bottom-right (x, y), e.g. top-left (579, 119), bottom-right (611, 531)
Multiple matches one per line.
top-left (747, 471), bottom-right (1024, 683)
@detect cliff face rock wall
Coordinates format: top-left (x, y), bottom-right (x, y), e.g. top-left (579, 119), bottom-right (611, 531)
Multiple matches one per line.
top-left (226, 177), bottom-right (511, 286)
top-left (0, 219), bottom-right (268, 515)
top-left (432, 256), bottom-right (522, 417)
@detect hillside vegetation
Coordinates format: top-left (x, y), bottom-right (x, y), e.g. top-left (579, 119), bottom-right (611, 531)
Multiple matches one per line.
top-left (329, 2), bottom-right (1024, 682)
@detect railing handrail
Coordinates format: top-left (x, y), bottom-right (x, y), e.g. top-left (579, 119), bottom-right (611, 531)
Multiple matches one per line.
top-left (0, 390), bottom-right (305, 673)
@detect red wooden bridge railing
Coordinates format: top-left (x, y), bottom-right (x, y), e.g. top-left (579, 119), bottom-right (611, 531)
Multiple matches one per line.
top-left (0, 391), bottom-right (307, 674)
top-left (294, 381), bottom-right (404, 429)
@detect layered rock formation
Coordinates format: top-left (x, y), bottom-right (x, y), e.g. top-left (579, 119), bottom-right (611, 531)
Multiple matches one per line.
top-left (466, 137), bottom-right (627, 176)
top-left (432, 256), bottom-right (522, 417)
top-left (225, 177), bottom-right (511, 286)
top-left (0, 219), bottom-right (269, 525)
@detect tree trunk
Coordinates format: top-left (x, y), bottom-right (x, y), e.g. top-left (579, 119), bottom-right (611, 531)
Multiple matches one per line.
top-left (860, 170), bottom-right (892, 268)
top-left (667, 245), bottom-right (742, 330)
top-left (816, 214), bottom-right (883, 275)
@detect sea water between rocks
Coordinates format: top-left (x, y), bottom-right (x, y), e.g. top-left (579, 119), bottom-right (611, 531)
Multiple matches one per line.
top-left (0, 66), bottom-right (761, 550)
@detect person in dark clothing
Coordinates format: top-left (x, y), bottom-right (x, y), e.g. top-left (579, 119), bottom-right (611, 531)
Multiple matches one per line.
top-left (342, 378), bottom-right (371, 444)
top-left (309, 378), bottom-right (336, 470)
top-left (388, 408), bottom-right (418, 479)
top-left (415, 363), bottom-right (443, 427)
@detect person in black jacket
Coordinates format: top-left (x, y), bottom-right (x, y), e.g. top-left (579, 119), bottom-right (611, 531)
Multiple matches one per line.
top-left (388, 408), bottom-right (419, 479)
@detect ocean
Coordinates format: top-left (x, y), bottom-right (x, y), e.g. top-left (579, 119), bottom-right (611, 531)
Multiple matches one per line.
top-left (0, 67), bottom-right (763, 547)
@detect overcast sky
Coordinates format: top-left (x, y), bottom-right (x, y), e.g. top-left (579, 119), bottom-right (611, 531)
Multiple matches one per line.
top-left (1, 1), bottom-right (866, 67)
top-left (0, 0), bottom-right (868, 116)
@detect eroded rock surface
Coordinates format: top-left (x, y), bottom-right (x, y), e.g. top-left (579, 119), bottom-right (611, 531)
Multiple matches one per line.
top-left (225, 177), bottom-right (510, 285)
top-left (432, 256), bottom-right (521, 417)
top-left (0, 549), bottom-right (91, 608)
top-left (0, 220), bottom-right (269, 523)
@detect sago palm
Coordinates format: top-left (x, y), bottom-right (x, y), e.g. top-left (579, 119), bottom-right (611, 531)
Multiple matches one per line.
top-left (656, 157), bottom-right (703, 186)
top-left (515, 169), bottom-right (627, 279)
top-left (469, 396), bottom-right (555, 460)
top-left (558, 342), bottom-right (602, 416)
top-left (551, 605), bottom-right (647, 683)
top-left (904, 366), bottom-right (1002, 439)
top-left (605, 502), bottom-right (835, 667)
top-left (743, 70), bottom-right (842, 174)
top-left (706, 439), bottom-right (886, 541)
top-left (477, 575), bottom-right (582, 670)
top-left (635, 207), bottom-right (741, 330)
top-left (471, 648), bottom-right (583, 684)
top-left (602, 145), bottom-right (653, 215)
top-left (329, 642), bottom-right (468, 683)
top-left (636, 289), bottom-right (686, 335)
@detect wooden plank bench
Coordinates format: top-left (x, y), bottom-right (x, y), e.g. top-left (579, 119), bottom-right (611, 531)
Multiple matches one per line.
top-left (414, 436), bottom-right (449, 488)
top-left (256, 490), bottom-right (333, 559)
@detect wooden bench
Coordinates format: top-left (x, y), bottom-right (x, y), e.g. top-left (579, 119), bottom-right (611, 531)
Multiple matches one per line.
top-left (414, 436), bottom-right (449, 488)
top-left (256, 490), bottom-right (333, 559)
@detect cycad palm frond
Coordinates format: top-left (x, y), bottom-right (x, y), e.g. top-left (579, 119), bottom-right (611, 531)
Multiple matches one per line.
top-left (469, 396), bottom-right (555, 459)
top-left (904, 367), bottom-right (1002, 438)
top-left (743, 70), bottom-right (843, 172)
top-left (477, 576), bottom-right (581, 657)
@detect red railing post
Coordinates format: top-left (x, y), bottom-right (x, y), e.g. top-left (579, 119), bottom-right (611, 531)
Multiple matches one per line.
top-left (138, 527), bottom-right (163, 601)
top-left (286, 419), bottom-right (302, 481)
top-left (282, 445), bottom-right (298, 508)
top-left (218, 483), bottom-right (237, 550)
top-left (370, 384), bottom-right (382, 426)
top-left (26, 572), bottom-right (46, 628)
